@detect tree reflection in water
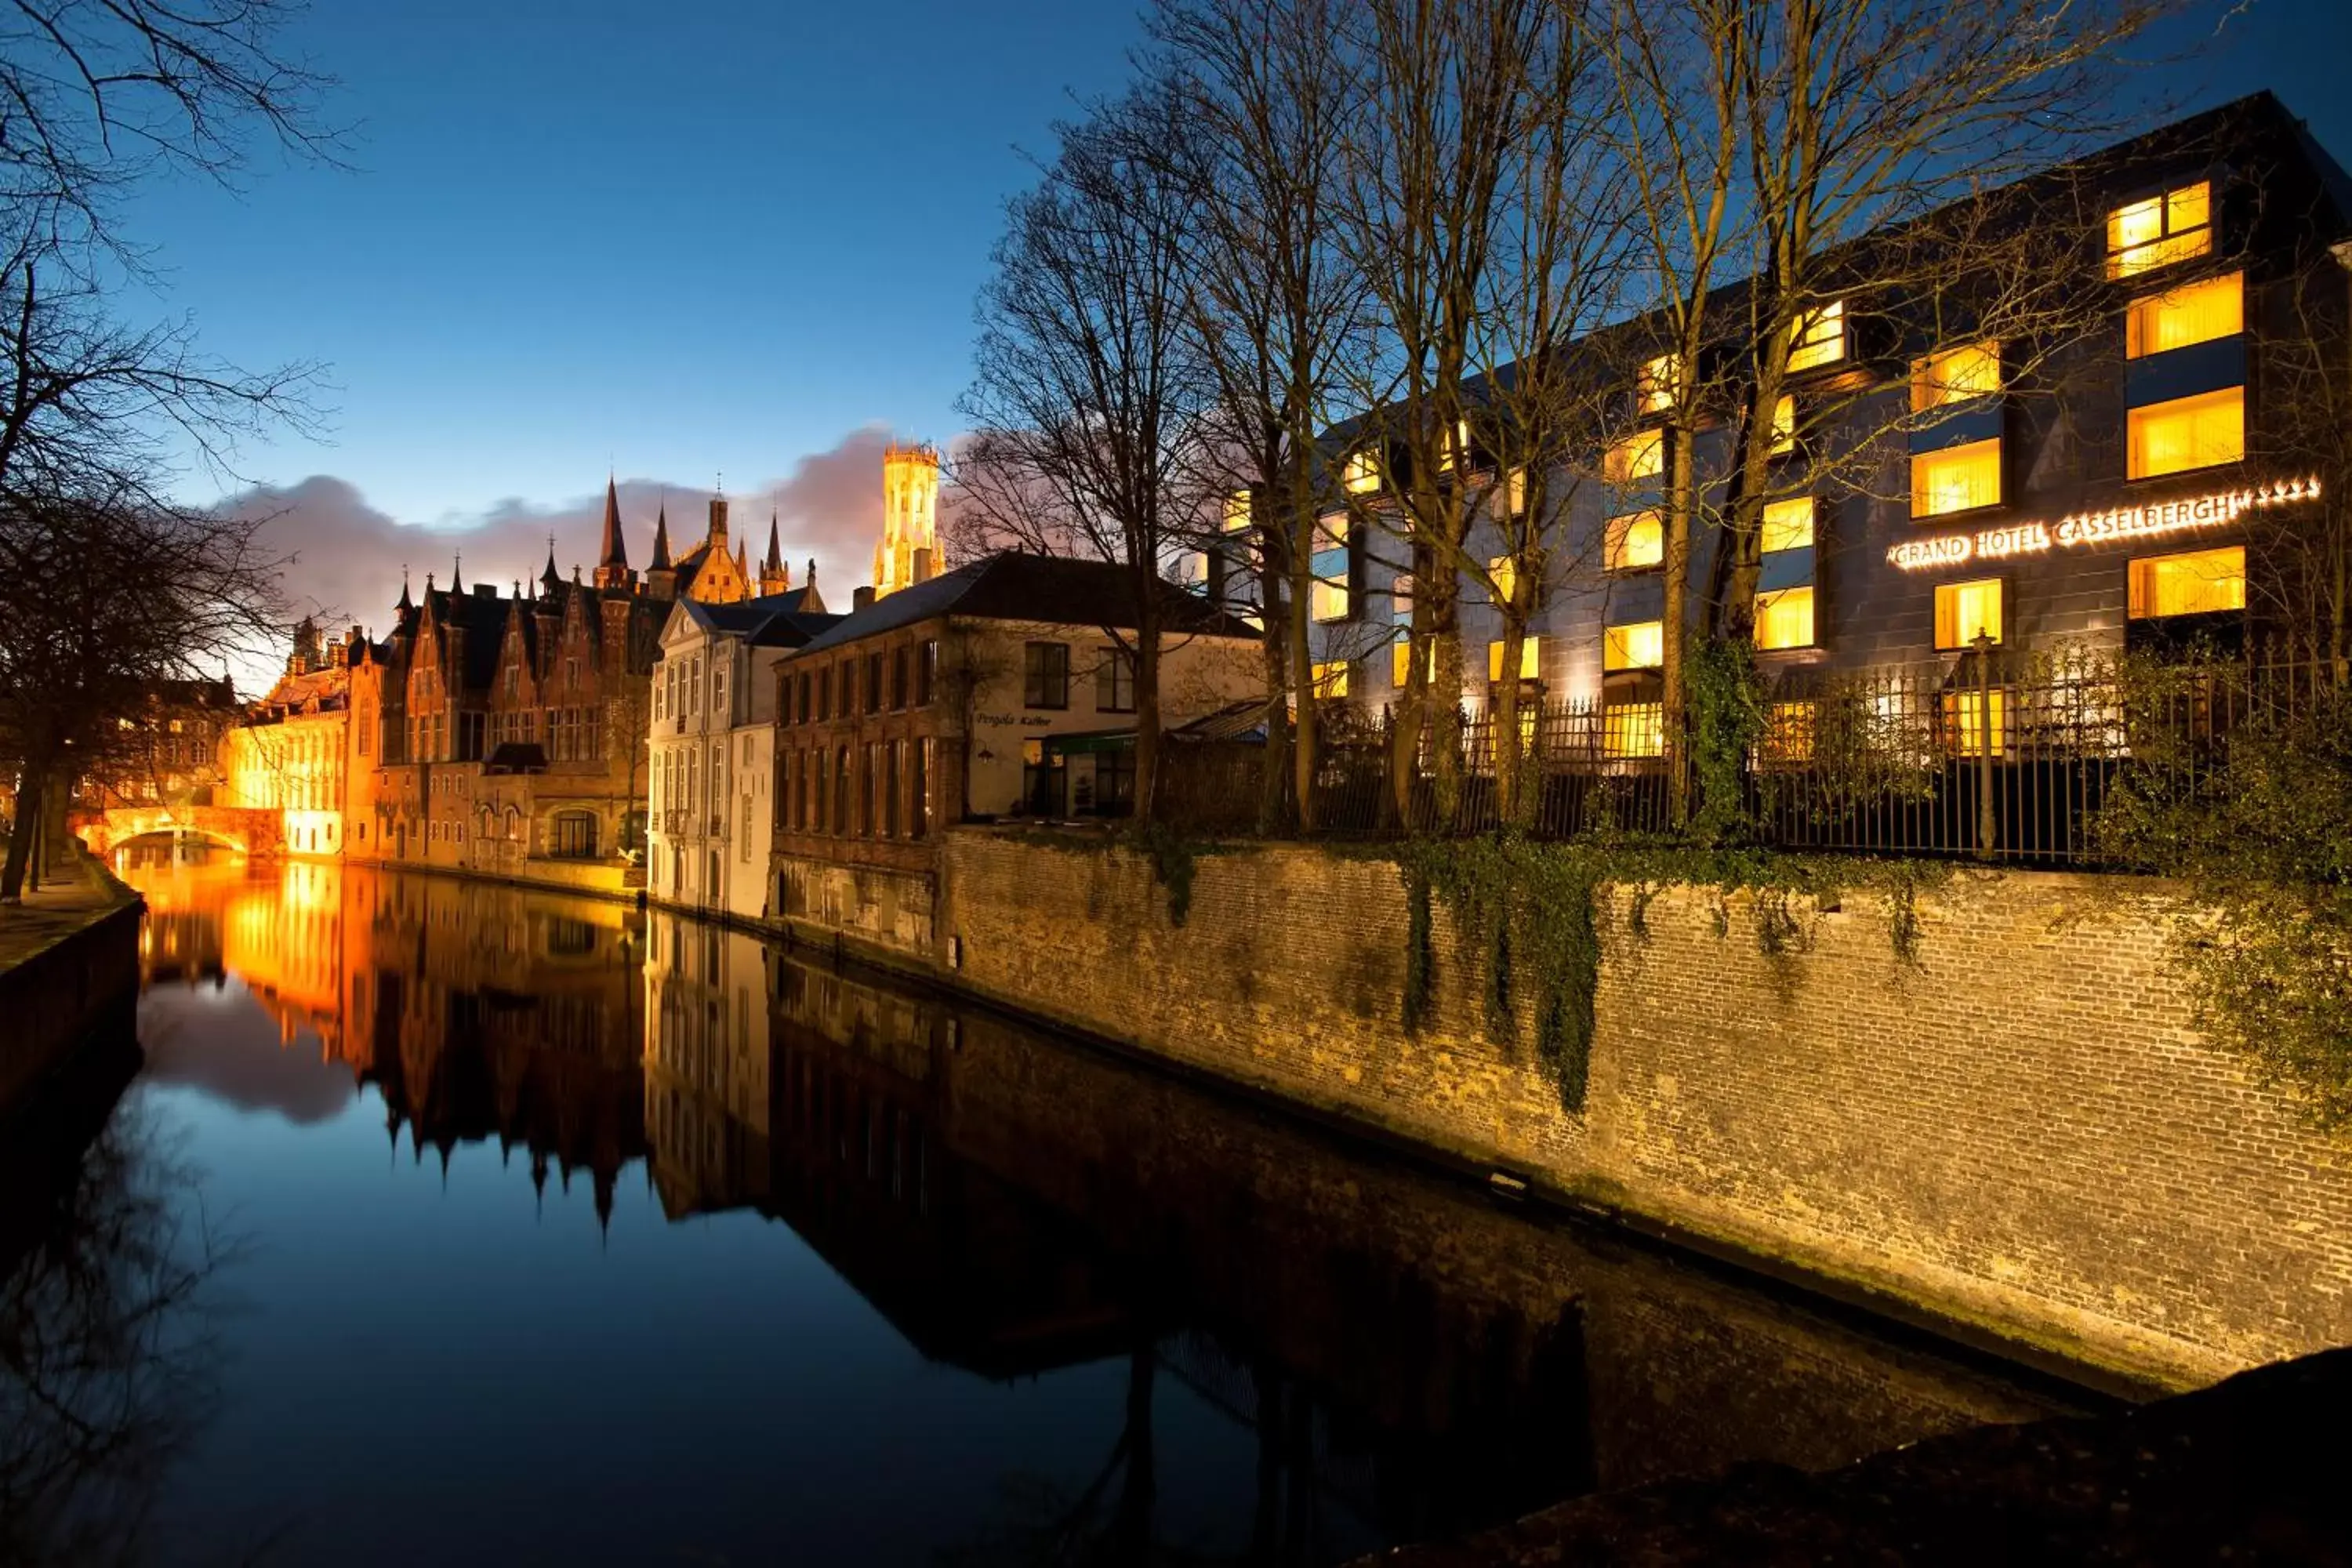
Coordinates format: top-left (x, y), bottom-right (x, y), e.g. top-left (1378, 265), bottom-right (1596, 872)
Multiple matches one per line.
top-left (0, 1045), bottom-right (236, 1568)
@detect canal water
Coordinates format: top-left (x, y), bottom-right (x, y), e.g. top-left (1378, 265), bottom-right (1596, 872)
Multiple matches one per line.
top-left (2, 853), bottom-right (2074, 1566)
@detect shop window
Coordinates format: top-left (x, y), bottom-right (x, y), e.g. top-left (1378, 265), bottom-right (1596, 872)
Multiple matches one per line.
top-left (1933, 579), bottom-right (2004, 649)
top-left (1787, 299), bottom-right (1846, 372)
top-left (1602, 702), bottom-right (1664, 759)
top-left (1911, 437), bottom-right (2003, 517)
top-left (2127, 387), bottom-right (2244, 478)
top-left (2129, 545), bottom-right (2245, 619)
top-left (1755, 586), bottom-right (1815, 650)
top-left (1603, 620), bottom-right (1663, 672)
top-left (1760, 497), bottom-right (1814, 554)
top-left (1022, 641), bottom-right (1070, 709)
top-left (2107, 180), bottom-right (2210, 279)
top-left (2126, 271), bottom-right (2241, 358)
top-left (1606, 428), bottom-right (1665, 485)
top-left (1911, 342), bottom-right (2001, 412)
top-left (1605, 510), bottom-right (1664, 572)
top-left (1486, 637), bottom-right (1539, 683)
top-left (1310, 660), bottom-right (1350, 699)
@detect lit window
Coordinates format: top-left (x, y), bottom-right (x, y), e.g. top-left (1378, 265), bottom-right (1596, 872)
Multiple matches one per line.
top-left (1310, 660), bottom-right (1350, 699)
top-left (1311, 515), bottom-right (1351, 621)
top-left (2127, 388), bottom-right (2244, 479)
top-left (1343, 450), bottom-right (1381, 493)
top-left (1602, 702), bottom-right (1664, 758)
top-left (1787, 300), bottom-right (1846, 372)
top-left (1440, 419), bottom-right (1474, 473)
top-left (2127, 272), bottom-right (2241, 359)
top-left (1224, 489), bottom-right (1252, 535)
top-left (1391, 635), bottom-right (1432, 688)
top-left (1638, 353), bottom-right (1681, 413)
top-left (1933, 579), bottom-right (2004, 649)
top-left (1392, 572), bottom-right (1413, 625)
top-left (2129, 545), bottom-right (2245, 619)
top-left (1499, 465), bottom-right (1528, 517)
top-left (1945, 690), bottom-right (2008, 757)
top-left (2107, 181), bottom-right (2211, 279)
top-left (1769, 394), bottom-right (1796, 455)
top-left (1606, 510), bottom-right (1664, 571)
top-left (1911, 342), bottom-right (2001, 412)
top-left (1760, 498), bottom-right (1813, 553)
top-left (1911, 437), bottom-right (2003, 517)
top-left (1606, 428), bottom-right (1665, 485)
top-left (1755, 586), bottom-right (1815, 650)
top-left (1763, 702), bottom-right (1816, 764)
top-left (1604, 620), bottom-right (1663, 671)
top-left (1488, 554), bottom-right (1519, 609)
top-left (1487, 637), bottom-right (1539, 682)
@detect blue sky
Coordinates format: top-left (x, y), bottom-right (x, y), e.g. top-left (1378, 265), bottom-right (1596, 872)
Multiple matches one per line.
top-left (106, 0), bottom-right (2352, 626)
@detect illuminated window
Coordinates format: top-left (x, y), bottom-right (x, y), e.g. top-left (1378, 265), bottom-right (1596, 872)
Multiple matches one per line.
top-left (1391, 635), bottom-right (1432, 688)
top-left (1911, 437), bottom-right (2003, 517)
top-left (1933, 579), bottom-right (2004, 649)
top-left (1487, 637), bottom-right (1540, 682)
top-left (1311, 515), bottom-right (1351, 621)
top-left (2129, 545), bottom-right (2245, 619)
top-left (2127, 388), bottom-right (2244, 479)
top-left (2127, 272), bottom-right (2241, 359)
top-left (1638, 353), bottom-right (1681, 413)
top-left (1769, 394), bottom-right (1796, 455)
top-left (1787, 300), bottom-right (1846, 372)
top-left (1488, 554), bottom-right (1520, 609)
top-left (1440, 418), bottom-right (1474, 473)
top-left (1392, 572), bottom-right (1413, 625)
top-left (1310, 660), bottom-right (1350, 699)
top-left (1911, 342), bottom-right (2001, 412)
top-left (1763, 702), bottom-right (1815, 764)
top-left (1760, 498), bottom-right (1813, 554)
top-left (1604, 620), bottom-right (1663, 671)
top-left (1606, 510), bottom-right (1664, 571)
top-left (1944, 690), bottom-right (2008, 757)
top-left (2107, 181), bottom-right (2211, 280)
top-left (1499, 465), bottom-right (1528, 517)
top-left (1343, 450), bottom-right (1381, 493)
top-left (1603, 702), bottom-right (1664, 759)
top-left (1755, 586), bottom-right (1815, 650)
top-left (1606, 428), bottom-right (1665, 485)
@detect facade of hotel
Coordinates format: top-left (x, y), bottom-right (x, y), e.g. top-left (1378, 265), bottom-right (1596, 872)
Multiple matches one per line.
top-left (1290, 94), bottom-right (2351, 744)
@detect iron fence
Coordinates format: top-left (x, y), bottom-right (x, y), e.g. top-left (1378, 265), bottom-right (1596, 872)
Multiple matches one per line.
top-left (1153, 639), bottom-right (2341, 868)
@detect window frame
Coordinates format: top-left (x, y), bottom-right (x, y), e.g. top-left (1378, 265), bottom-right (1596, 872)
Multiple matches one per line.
top-left (1022, 641), bottom-right (1072, 710)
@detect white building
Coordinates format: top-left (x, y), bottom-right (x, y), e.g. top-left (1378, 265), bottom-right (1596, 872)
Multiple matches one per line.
top-left (648, 591), bottom-right (833, 918)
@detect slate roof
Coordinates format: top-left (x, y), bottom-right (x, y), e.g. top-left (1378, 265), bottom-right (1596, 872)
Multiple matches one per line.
top-left (793, 551), bottom-right (1258, 658)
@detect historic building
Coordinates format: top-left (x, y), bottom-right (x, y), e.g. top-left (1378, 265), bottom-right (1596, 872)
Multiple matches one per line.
top-left (343, 477), bottom-right (750, 893)
top-left (873, 442), bottom-right (942, 601)
top-left (222, 617), bottom-right (356, 857)
top-left (75, 676), bottom-right (238, 811)
top-left (1292, 93), bottom-right (2352, 747)
top-left (648, 587), bottom-right (836, 920)
top-left (767, 550), bottom-right (1263, 949)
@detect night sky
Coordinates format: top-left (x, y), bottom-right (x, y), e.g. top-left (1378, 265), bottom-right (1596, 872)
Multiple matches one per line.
top-left (107, 0), bottom-right (2352, 644)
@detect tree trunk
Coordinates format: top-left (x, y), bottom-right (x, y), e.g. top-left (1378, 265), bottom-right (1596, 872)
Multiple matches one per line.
top-left (2, 758), bottom-right (49, 902)
top-left (1134, 622), bottom-right (1163, 827)
top-left (1429, 587), bottom-right (1464, 829)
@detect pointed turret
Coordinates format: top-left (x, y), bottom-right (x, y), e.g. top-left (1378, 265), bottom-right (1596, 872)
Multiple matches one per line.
top-left (593, 477), bottom-right (633, 592)
top-left (760, 514), bottom-right (789, 596)
top-left (540, 539), bottom-right (563, 595)
top-left (650, 504), bottom-right (673, 569)
top-left (450, 553), bottom-right (463, 595)
top-left (396, 568), bottom-right (413, 613)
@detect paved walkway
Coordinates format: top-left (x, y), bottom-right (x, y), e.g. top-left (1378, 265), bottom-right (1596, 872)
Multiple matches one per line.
top-left (0, 851), bottom-right (134, 977)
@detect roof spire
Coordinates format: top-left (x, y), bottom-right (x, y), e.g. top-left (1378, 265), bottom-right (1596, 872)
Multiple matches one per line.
top-left (650, 500), bottom-right (673, 569)
top-left (397, 564), bottom-right (412, 612)
top-left (599, 476), bottom-right (628, 568)
top-left (451, 551), bottom-right (463, 593)
top-left (764, 512), bottom-right (783, 572)
top-left (541, 532), bottom-right (562, 592)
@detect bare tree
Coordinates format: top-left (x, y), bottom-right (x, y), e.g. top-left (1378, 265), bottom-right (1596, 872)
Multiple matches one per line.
top-left (1150, 0), bottom-right (1368, 831)
top-left (958, 85), bottom-right (1207, 823)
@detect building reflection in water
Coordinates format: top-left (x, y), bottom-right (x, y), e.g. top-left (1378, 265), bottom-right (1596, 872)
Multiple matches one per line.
top-left (100, 858), bottom-right (2064, 1564)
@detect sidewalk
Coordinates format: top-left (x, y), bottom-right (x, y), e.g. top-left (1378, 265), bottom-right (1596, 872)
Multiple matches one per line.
top-left (0, 848), bottom-right (135, 978)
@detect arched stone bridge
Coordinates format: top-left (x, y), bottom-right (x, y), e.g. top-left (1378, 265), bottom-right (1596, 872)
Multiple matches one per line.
top-left (74, 804), bottom-right (281, 860)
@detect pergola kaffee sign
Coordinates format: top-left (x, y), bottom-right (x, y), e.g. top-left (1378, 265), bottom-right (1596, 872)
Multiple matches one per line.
top-left (1886, 475), bottom-right (2325, 572)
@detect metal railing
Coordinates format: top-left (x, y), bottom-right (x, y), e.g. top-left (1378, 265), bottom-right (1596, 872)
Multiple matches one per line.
top-left (1153, 638), bottom-right (2340, 868)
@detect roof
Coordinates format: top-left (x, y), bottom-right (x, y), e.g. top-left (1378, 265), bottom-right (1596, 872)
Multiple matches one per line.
top-left (793, 551), bottom-right (1260, 658)
top-left (673, 594), bottom-right (844, 649)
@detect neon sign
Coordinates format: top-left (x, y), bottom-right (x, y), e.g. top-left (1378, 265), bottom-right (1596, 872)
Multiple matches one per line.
top-left (1886, 475), bottom-right (2324, 572)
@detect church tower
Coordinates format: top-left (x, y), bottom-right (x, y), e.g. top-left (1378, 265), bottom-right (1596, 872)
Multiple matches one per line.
top-left (874, 442), bottom-right (940, 600)
top-left (593, 477), bottom-right (633, 593)
top-left (760, 514), bottom-right (790, 597)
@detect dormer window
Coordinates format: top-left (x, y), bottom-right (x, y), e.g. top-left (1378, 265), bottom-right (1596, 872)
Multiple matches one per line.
top-left (2107, 180), bottom-right (2210, 279)
top-left (1787, 300), bottom-right (1846, 372)
top-left (1342, 449), bottom-right (1381, 494)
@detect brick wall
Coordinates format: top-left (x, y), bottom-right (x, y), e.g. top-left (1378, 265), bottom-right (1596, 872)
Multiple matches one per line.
top-left (937, 828), bottom-right (2352, 1388)
top-left (776, 852), bottom-right (933, 954)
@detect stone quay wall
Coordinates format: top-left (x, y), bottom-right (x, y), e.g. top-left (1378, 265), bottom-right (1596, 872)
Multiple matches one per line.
top-left (0, 853), bottom-right (143, 1115)
top-left (931, 827), bottom-right (2352, 1391)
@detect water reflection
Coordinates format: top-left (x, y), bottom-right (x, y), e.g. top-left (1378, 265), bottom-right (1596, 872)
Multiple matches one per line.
top-left (45, 858), bottom-right (2074, 1565)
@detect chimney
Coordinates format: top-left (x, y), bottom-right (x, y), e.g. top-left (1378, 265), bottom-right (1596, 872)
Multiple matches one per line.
top-left (852, 585), bottom-right (876, 613)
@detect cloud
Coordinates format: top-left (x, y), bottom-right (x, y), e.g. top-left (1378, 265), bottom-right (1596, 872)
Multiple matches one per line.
top-left (224, 425), bottom-right (902, 641)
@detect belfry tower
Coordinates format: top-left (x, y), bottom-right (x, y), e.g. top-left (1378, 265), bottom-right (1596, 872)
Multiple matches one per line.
top-left (873, 442), bottom-right (940, 601)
